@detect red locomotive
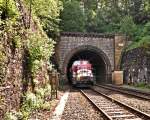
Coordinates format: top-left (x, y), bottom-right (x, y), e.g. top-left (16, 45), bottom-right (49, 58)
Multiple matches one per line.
top-left (71, 60), bottom-right (95, 87)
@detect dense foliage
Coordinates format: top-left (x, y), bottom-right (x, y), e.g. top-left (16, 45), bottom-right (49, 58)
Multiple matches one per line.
top-left (60, 0), bottom-right (150, 49)
top-left (24, 0), bottom-right (62, 38)
top-left (60, 0), bottom-right (85, 32)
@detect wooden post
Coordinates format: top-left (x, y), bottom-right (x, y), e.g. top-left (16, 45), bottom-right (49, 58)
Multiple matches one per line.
top-left (50, 70), bottom-right (59, 100)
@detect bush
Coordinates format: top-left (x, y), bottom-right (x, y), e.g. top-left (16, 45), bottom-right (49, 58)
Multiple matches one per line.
top-left (20, 84), bottom-right (52, 118)
top-left (41, 101), bottom-right (51, 110)
top-left (5, 110), bottom-right (23, 120)
top-left (25, 92), bottom-right (37, 107)
top-left (35, 88), bottom-right (46, 99)
top-left (21, 91), bottom-right (43, 119)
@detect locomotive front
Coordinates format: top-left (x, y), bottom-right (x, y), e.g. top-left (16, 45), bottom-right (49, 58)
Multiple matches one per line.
top-left (71, 60), bottom-right (95, 87)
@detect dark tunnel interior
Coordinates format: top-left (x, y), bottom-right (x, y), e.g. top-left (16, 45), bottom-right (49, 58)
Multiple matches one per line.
top-left (67, 50), bottom-right (107, 84)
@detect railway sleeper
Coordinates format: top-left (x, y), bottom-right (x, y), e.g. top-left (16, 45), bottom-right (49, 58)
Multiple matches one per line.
top-left (81, 89), bottom-right (150, 120)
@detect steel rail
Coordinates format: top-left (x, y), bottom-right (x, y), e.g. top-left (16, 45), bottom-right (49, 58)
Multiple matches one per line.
top-left (80, 89), bottom-right (112, 120)
top-left (91, 88), bottom-right (150, 120)
top-left (80, 88), bottom-right (150, 120)
top-left (104, 84), bottom-right (150, 95)
top-left (95, 84), bottom-right (150, 101)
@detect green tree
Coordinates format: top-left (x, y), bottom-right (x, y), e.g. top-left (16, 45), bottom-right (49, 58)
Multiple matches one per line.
top-left (142, 21), bottom-right (150, 36)
top-left (139, 21), bottom-right (150, 47)
top-left (85, 9), bottom-right (97, 32)
top-left (24, 0), bottom-right (62, 38)
top-left (120, 16), bottom-right (137, 39)
top-left (60, 0), bottom-right (85, 32)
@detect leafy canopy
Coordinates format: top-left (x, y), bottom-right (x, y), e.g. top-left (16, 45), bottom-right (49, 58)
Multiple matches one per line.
top-left (60, 0), bottom-right (85, 32)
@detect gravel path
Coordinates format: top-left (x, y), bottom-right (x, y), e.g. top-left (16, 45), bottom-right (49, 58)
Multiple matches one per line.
top-left (61, 89), bottom-right (105, 120)
top-left (93, 86), bottom-right (150, 115)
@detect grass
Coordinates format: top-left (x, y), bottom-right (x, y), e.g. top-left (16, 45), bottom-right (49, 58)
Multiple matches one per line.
top-left (134, 83), bottom-right (150, 89)
top-left (123, 83), bottom-right (150, 92)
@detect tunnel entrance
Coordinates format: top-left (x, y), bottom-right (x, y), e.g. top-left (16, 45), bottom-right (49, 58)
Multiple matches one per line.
top-left (63, 46), bottom-right (112, 84)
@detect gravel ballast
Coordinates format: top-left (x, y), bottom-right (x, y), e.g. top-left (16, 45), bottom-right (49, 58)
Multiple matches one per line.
top-left (93, 86), bottom-right (150, 115)
top-left (61, 89), bottom-right (104, 120)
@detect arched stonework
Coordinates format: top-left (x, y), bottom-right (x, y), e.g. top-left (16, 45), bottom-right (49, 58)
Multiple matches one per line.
top-left (62, 45), bottom-right (112, 83)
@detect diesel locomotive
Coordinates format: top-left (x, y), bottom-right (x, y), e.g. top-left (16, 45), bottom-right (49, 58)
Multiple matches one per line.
top-left (71, 60), bottom-right (95, 87)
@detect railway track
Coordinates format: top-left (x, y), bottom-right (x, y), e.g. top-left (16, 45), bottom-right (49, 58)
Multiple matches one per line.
top-left (81, 88), bottom-right (150, 120)
top-left (95, 84), bottom-right (150, 101)
top-left (61, 89), bottom-right (104, 120)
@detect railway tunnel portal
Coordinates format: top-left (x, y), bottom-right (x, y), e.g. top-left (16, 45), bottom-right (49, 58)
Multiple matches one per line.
top-left (65, 46), bottom-right (112, 84)
top-left (56, 32), bottom-right (127, 84)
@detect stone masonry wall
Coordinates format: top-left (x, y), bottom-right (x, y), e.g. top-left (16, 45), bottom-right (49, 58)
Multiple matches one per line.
top-left (58, 33), bottom-right (115, 72)
top-left (121, 47), bottom-right (150, 84)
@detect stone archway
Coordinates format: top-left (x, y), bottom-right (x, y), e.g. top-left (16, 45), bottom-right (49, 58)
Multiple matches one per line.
top-left (62, 45), bottom-right (112, 84)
